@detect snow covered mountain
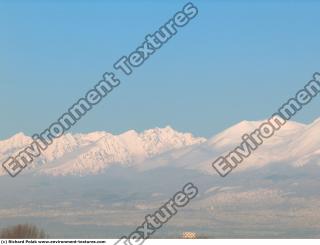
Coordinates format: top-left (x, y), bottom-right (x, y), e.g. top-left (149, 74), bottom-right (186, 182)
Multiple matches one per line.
top-left (0, 126), bottom-right (205, 176)
top-left (1, 118), bottom-right (320, 177)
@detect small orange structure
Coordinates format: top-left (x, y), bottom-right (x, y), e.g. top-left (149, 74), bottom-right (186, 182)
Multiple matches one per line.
top-left (182, 231), bottom-right (197, 239)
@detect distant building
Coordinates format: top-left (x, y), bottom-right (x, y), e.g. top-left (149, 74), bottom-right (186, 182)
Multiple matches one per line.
top-left (182, 232), bottom-right (197, 239)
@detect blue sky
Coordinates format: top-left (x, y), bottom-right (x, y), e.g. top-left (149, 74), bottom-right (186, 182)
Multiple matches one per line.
top-left (1, 0), bottom-right (320, 140)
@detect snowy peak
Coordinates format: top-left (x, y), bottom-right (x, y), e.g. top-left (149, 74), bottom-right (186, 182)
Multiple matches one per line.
top-left (1, 132), bottom-right (31, 145)
top-left (208, 120), bottom-right (306, 149)
top-left (208, 120), bottom-right (262, 149)
top-left (287, 118), bottom-right (320, 159)
top-left (140, 126), bottom-right (205, 153)
top-left (0, 132), bottom-right (32, 157)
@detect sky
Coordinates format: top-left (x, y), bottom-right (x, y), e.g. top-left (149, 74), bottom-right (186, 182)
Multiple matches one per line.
top-left (1, 0), bottom-right (320, 140)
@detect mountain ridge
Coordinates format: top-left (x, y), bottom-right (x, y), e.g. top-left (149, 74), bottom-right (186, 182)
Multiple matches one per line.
top-left (1, 119), bottom-right (319, 176)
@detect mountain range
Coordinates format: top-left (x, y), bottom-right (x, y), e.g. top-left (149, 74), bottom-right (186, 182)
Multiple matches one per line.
top-left (1, 118), bottom-right (320, 177)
